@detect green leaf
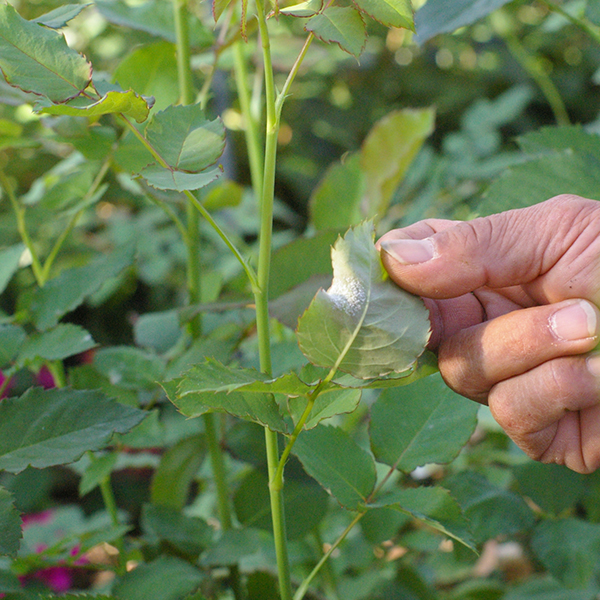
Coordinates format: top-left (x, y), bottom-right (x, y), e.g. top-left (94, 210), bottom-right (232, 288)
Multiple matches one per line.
top-left (288, 387), bottom-right (361, 429)
top-left (360, 108), bottom-right (435, 219)
top-left (201, 528), bottom-right (273, 566)
top-left (414, 0), bottom-right (513, 45)
top-left (502, 577), bottom-right (597, 600)
top-left (0, 324), bottom-right (26, 367)
top-left (369, 373), bottom-right (478, 472)
top-left (352, 0), bottom-right (414, 30)
top-left (309, 152), bottom-right (366, 231)
top-left (145, 104), bottom-right (226, 172)
top-left (296, 221), bottom-right (431, 379)
top-left (35, 89), bottom-right (153, 123)
top-left (293, 424), bottom-right (377, 510)
top-left (29, 243), bottom-right (135, 330)
top-left (0, 3), bottom-right (91, 102)
top-left (111, 555), bottom-right (203, 600)
top-left (96, 0), bottom-right (213, 49)
top-left (0, 243), bottom-right (24, 295)
top-left (531, 519), bottom-right (600, 589)
top-left (233, 469), bottom-right (329, 539)
top-left (0, 486), bottom-right (21, 558)
top-left (150, 434), bottom-right (205, 510)
top-left (94, 346), bottom-right (165, 390)
top-left (305, 6), bottom-right (367, 58)
top-left (113, 42), bottom-right (179, 112)
top-left (79, 452), bottom-right (118, 496)
top-left (39, 596), bottom-right (118, 600)
top-left (142, 503), bottom-right (211, 556)
top-left (140, 164), bottom-right (223, 192)
top-left (281, 0), bottom-right (323, 17)
top-left (512, 462), bottom-right (587, 516)
top-left (17, 323), bottom-right (96, 365)
top-left (0, 387), bottom-right (146, 473)
top-left (32, 4), bottom-right (91, 29)
top-left (444, 471), bottom-right (535, 546)
top-left (372, 487), bottom-right (475, 550)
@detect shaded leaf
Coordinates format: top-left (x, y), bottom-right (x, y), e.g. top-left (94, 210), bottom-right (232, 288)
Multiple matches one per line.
top-left (0, 244), bottom-right (24, 296)
top-left (29, 243), bottom-right (135, 330)
top-left (0, 486), bottom-right (21, 558)
top-left (94, 346), bottom-right (165, 390)
top-left (369, 373), bottom-right (478, 472)
top-left (305, 6), bottom-right (367, 58)
top-left (372, 487), bottom-right (475, 550)
top-left (0, 324), bottom-right (26, 367)
top-left (352, 0), bottom-right (414, 30)
top-left (35, 89), bottom-right (153, 123)
top-left (296, 221), bottom-right (430, 379)
top-left (293, 424), bottom-right (377, 510)
top-left (415, 0), bottom-right (513, 45)
top-left (150, 435), bottom-right (205, 510)
top-left (288, 387), bottom-right (361, 429)
top-left (213, 0), bottom-right (234, 22)
top-left (79, 452), bottom-right (118, 496)
top-left (18, 324), bottom-right (96, 365)
top-left (0, 3), bottom-right (91, 102)
top-left (0, 387), bottom-right (146, 473)
top-left (201, 528), bottom-right (273, 566)
top-left (140, 164), bottom-right (223, 192)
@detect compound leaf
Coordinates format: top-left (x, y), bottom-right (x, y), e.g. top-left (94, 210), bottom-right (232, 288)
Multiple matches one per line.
top-left (296, 221), bottom-right (430, 379)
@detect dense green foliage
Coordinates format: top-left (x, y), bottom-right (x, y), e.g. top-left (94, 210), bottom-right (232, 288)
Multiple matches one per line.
top-left (1, 0), bottom-right (600, 599)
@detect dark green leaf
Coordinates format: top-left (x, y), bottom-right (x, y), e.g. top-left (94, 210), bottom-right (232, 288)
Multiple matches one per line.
top-left (372, 487), bottom-right (475, 550)
top-left (0, 486), bottom-right (21, 557)
top-left (0, 244), bottom-right (24, 295)
top-left (0, 387), bottom-right (146, 473)
top-left (233, 469), bottom-right (329, 539)
top-left (296, 221), bottom-right (430, 379)
top-left (305, 7), bottom-right (367, 58)
top-left (531, 519), bottom-right (600, 589)
top-left (369, 373), bottom-right (478, 472)
top-left (17, 323), bottom-right (96, 365)
top-left (0, 324), bottom-right (26, 367)
top-left (0, 3), bottom-right (91, 101)
top-left (150, 434), bottom-right (205, 510)
top-left (31, 4), bottom-right (91, 28)
top-left (352, 0), bottom-right (413, 30)
top-left (512, 461), bottom-right (587, 515)
top-left (94, 346), bottom-right (165, 390)
top-left (140, 164), bottom-right (224, 192)
top-left (414, 0), bottom-right (513, 45)
top-left (30, 243), bottom-right (135, 330)
top-left (293, 424), bottom-right (376, 510)
top-left (444, 471), bottom-right (535, 546)
top-left (112, 555), bottom-right (203, 600)
top-left (79, 452), bottom-right (118, 496)
top-left (201, 528), bottom-right (273, 566)
top-left (134, 309), bottom-right (181, 354)
top-left (503, 576), bottom-right (597, 600)
top-left (35, 89), bottom-right (153, 123)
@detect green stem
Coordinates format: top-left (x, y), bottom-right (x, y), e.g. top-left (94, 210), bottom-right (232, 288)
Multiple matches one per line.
top-left (294, 513), bottom-right (364, 600)
top-left (0, 169), bottom-right (44, 286)
top-left (539, 0), bottom-right (600, 45)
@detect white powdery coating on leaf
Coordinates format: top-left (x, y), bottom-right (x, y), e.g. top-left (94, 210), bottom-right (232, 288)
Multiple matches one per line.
top-left (326, 276), bottom-right (366, 316)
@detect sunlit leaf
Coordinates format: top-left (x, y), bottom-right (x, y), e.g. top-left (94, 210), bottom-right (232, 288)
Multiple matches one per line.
top-left (213, 0), bottom-right (234, 22)
top-left (280, 0), bottom-right (323, 17)
top-left (35, 89), bottom-right (153, 123)
top-left (288, 387), bottom-right (361, 429)
top-left (372, 487), bottom-right (475, 550)
top-left (305, 6), bottom-right (367, 58)
top-left (32, 4), bottom-right (91, 29)
top-left (0, 3), bottom-right (91, 102)
top-left (293, 424), bottom-right (377, 510)
top-left (414, 0), bottom-right (513, 45)
top-left (0, 487), bottom-right (21, 558)
top-left (352, 0), bottom-right (414, 30)
top-left (296, 221), bottom-right (430, 379)
top-left (0, 387), bottom-right (146, 473)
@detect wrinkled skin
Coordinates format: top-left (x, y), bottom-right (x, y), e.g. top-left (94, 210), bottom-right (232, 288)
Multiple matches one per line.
top-left (378, 195), bottom-right (600, 474)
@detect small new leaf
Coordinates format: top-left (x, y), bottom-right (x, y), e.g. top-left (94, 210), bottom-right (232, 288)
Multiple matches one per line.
top-left (296, 221), bottom-right (430, 379)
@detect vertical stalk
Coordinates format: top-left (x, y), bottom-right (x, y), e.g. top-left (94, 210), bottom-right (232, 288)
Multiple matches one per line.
top-left (173, 3), bottom-right (242, 598)
top-left (253, 1), bottom-right (293, 598)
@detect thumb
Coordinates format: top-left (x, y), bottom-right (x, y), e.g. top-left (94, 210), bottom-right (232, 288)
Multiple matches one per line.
top-left (378, 195), bottom-right (600, 301)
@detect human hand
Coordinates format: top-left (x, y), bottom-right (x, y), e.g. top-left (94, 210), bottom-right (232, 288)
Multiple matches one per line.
top-left (378, 194), bottom-right (600, 473)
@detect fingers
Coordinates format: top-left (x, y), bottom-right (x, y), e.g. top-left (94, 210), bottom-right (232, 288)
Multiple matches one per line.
top-left (488, 358), bottom-right (600, 474)
top-left (378, 195), bottom-right (600, 303)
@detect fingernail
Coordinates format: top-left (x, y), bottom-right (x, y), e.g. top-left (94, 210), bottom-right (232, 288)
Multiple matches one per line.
top-left (550, 300), bottom-right (598, 341)
top-left (380, 238), bottom-right (434, 265)
top-left (587, 353), bottom-right (600, 378)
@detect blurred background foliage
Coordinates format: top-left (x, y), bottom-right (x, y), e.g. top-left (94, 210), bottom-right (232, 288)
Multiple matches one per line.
top-left (3, 1), bottom-right (600, 599)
